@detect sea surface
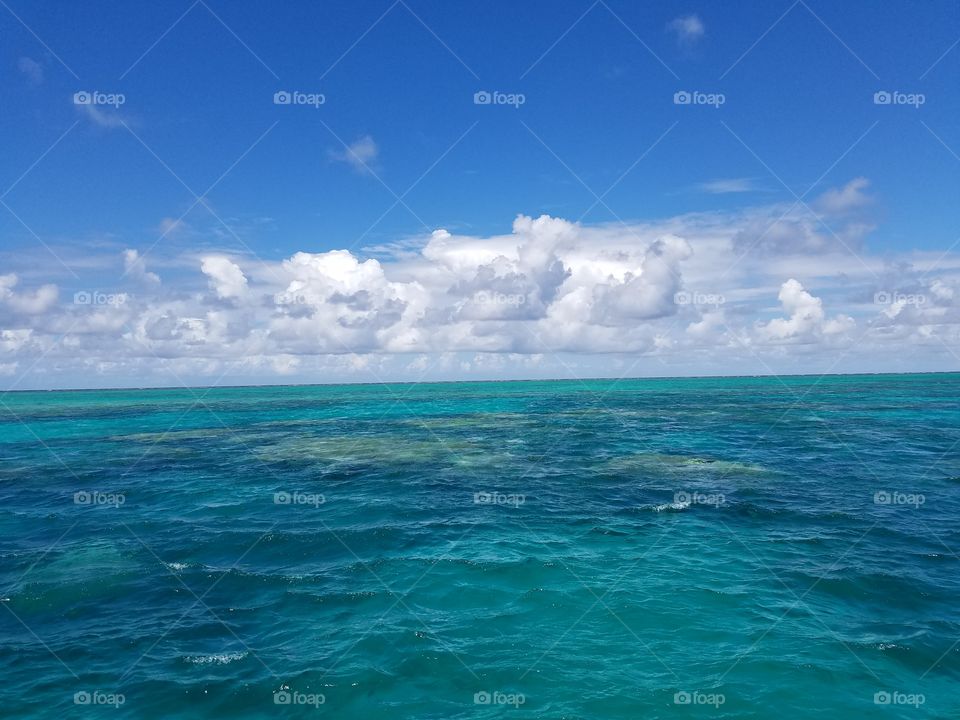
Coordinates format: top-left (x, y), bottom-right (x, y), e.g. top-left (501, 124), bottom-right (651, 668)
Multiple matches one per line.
top-left (1, 374), bottom-right (959, 718)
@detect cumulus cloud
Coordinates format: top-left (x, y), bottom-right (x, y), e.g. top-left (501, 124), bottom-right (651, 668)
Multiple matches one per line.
top-left (201, 256), bottom-right (248, 299)
top-left (4, 177), bottom-right (960, 387)
top-left (270, 249), bottom-right (419, 352)
top-left (448, 214), bottom-right (572, 322)
top-left (667, 14), bottom-right (705, 45)
top-left (123, 249), bottom-right (160, 285)
top-left (757, 279), bottom-right (854, 343)
top-left (330, 135), bottom-right (379, 174)
top-left (591, 235), bottom-right (691, 325)
top-left (0, 274), bottom-right (58, 315)
top-left (0, 328), bottom-right (33, 353)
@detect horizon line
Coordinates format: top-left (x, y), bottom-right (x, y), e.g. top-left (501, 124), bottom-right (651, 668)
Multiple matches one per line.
top-left (2, 369), bottom-right (957, 395)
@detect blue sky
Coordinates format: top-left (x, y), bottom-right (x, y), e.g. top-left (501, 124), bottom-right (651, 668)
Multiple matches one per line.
top-left (1, 0), bottom-right (959, 388)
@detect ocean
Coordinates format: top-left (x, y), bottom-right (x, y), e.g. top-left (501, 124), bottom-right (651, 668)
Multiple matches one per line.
top-left (1, 374), bottom-right (958, 718)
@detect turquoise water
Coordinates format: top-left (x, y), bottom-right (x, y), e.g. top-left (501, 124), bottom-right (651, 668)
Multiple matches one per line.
top-left (1, 374), bottom-right (959, 718)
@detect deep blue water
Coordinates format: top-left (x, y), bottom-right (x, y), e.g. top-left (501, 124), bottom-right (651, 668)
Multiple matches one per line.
top-left (1, 374), bottom-right (959, 718)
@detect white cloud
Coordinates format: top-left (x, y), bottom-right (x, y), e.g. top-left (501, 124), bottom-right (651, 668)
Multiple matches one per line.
top-left (77, 103), bottom-right (128, 129)
top-left (667, 14), bottom-right (705, 44)
top-left (200, 256), bottom-right (248, 299)
top-left (732, 180), bottom-right (876, 256)
top-left (158, 217), bottom-right (190, 238)
top-left (0, 329), bottom-right (33, 353)
top-left (757, 279), bottom-right (854, 342)
top-left (699, 178), bottom-right (757, 194)
top-left (270, 249), bottom-right (420, 353)
top-left (330, 135), bottom-right (379, 174)
top-left (123, 249), bottom-right (160, 285)
top-left (814, 177), bottom-right (872, 215)
top-left (0, 274), bottom-right (59, 315)
top-left (4, 178), bottom-right (960, 387)
top-left (591, 235), bottom-right (691, 325)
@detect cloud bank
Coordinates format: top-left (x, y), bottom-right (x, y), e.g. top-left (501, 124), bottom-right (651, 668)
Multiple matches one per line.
top-left (1, 179), bottom-right (959, 388)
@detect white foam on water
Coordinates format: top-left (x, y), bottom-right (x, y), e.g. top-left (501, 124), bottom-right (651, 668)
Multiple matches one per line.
top-left (651, 501), bottom-right (691, 512)
top-left (185, 651), bottom-right (248, 665)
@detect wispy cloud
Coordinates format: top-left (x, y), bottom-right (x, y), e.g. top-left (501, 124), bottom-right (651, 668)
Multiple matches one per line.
top-left (698, 178), bottom-right (758, 194)
top-left (77, 104), bottom-right (127, 128)
top-left (814, 177), bottom-right (872, 215)
top-left (667, 14), bottom-right (705, 45)
top-left (330, 135), bottom-right (379, 174)
top-left (73, 91), bottom-right (130, 129)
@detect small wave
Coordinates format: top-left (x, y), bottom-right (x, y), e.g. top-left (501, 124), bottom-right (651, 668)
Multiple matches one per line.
top-left (185, 651), bottom-right (248, 665)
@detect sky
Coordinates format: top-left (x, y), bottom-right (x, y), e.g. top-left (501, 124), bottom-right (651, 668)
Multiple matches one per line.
top-left (1, 0), bottom-right (959, 390)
